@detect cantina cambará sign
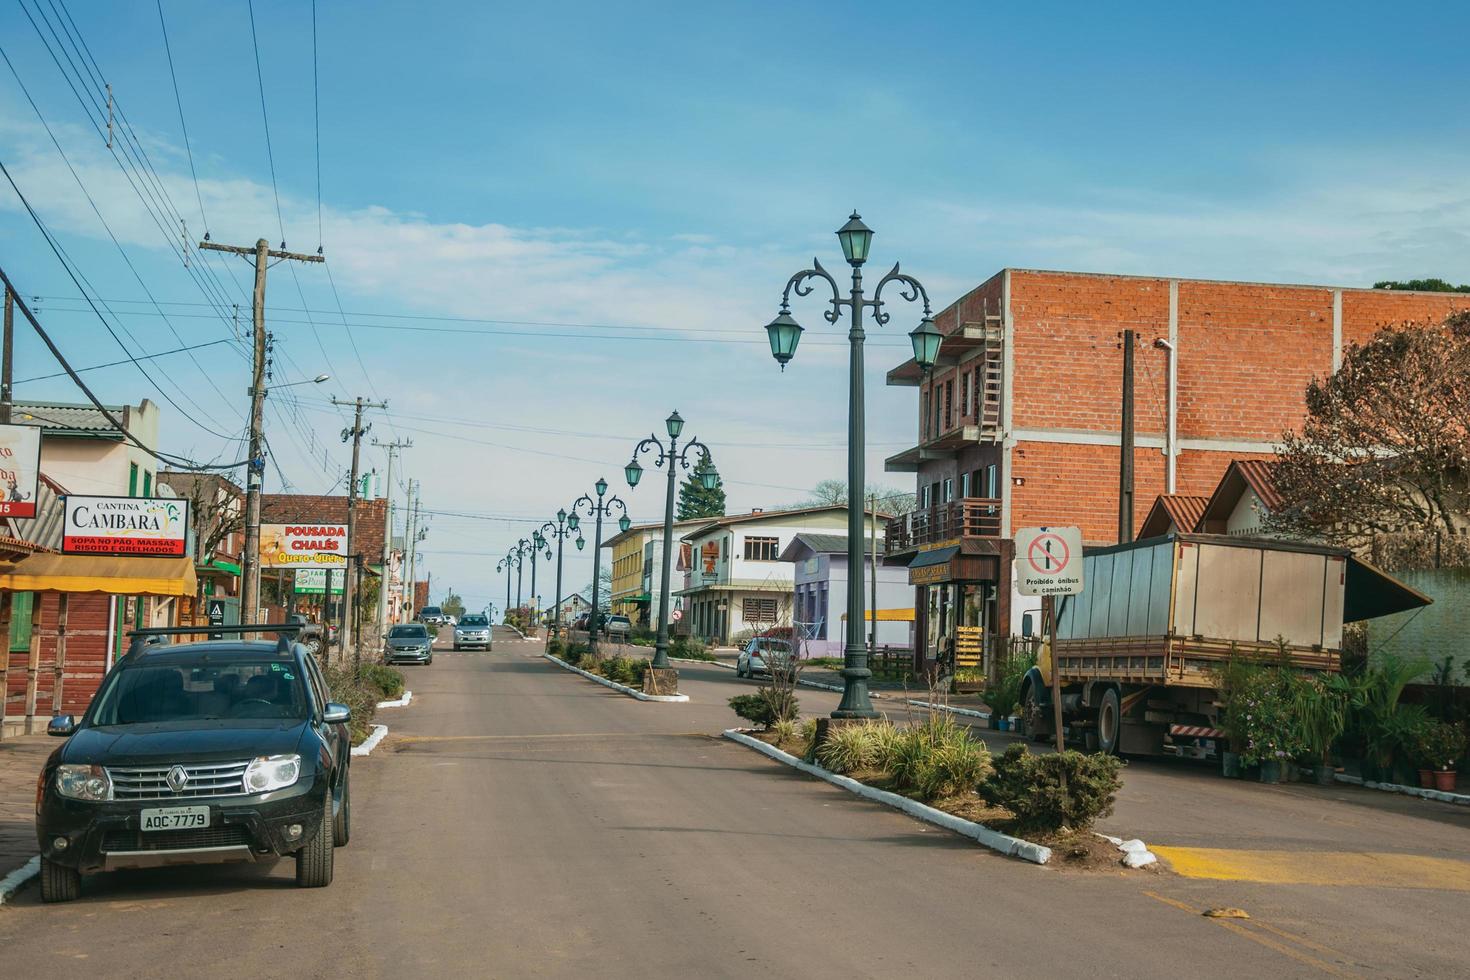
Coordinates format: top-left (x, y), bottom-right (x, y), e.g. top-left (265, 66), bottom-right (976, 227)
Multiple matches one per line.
top-left (62, 495), bottom-right (189, 557)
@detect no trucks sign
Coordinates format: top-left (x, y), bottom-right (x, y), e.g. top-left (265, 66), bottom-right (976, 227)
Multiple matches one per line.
top-left (1014, 526), bottom-right (1084, 597)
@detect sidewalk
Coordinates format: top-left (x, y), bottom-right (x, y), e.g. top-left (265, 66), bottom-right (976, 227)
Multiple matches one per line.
top-left (0, 735), bottom-right (49, 884)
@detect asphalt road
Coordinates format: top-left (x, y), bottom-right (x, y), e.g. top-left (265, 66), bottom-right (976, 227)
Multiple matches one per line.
top-left (2, 628), bottom-right (1466, 978)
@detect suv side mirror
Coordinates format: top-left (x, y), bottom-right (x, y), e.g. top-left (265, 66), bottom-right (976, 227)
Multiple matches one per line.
top-left (323, 703), bottom-right (352, 725)
top-left (47, 714), bottom-right (77, 737)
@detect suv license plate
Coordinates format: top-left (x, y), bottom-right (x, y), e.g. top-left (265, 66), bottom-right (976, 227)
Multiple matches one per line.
top-left (140, 806), bottom-right (210, 831)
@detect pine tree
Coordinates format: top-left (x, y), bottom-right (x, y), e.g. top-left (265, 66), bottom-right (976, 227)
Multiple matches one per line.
top-left (678, 454), bottom-right (726, 520)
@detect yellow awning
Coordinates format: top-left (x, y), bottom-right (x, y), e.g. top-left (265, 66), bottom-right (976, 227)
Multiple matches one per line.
top-left (0, 553), bottom-right (197, 597)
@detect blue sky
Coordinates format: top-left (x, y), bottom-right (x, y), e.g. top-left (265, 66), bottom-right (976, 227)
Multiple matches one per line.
top-left (2, 0), bottom-right (1468, 610)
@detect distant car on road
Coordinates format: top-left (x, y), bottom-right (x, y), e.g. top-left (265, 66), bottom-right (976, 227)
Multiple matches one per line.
top-left (285, 613), bottom-right (325, 655)
top-left (572, 613), bottom-right (590, 631)
top-left (603, 615), bottom-right (632, 640)
top-left (418, 607), bottom-right (447, 626)
top-left (453, 614), bottom-right (492, 651)
top-left (385, 624), bottom-right (433, 665)
top-left (737, 637), bottom-right (794, 678)
top-left (35, 625), bottom-right (353, 902)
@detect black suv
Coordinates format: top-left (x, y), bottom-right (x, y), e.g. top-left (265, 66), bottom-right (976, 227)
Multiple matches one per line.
top-left (35, 625), bottom-right (353, 902)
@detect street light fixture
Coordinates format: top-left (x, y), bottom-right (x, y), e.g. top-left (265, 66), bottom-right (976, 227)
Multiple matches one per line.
top-left (626, 411), bottom-right (719, 670)
top-left (764, 212), bottom-right (937, 720)
top-left (496, 553), bottom-right (514, 621)
top-left (541, 507), bottom-right (580, 641)
top-left (572, 478), bottom-right (627, 654)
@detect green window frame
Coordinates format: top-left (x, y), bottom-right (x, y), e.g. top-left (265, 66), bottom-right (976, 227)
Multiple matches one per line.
top-left (128, 462), bottom-right (139, 497)
top-left (142, 470), bottom-right (152, 496)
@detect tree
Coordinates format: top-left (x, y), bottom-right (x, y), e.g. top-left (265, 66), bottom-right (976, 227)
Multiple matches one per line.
top-left (158, 473), bottom-right (244, 606)
top-left (584, 566), bottom-right (612, 609)
top-left (1373, 279), bottom-right (1470, 294)
top-left (677, 453), bottom-right (726, 520)
top-left (441, 591), bottom-right (466, 619)
top-left (1269, 313), bottom-right (1470, 565)
top-left (793, 479), bottom-right (916, 514)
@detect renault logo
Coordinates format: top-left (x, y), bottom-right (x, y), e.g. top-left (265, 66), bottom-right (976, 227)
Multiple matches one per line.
top-left (166, 765), bottom-right (189, 793)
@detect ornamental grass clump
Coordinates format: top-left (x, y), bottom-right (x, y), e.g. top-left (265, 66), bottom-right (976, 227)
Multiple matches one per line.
top-left (879, 716), bottom-right (992, 802)
top-left (816, 723), bottom-right (884, 774)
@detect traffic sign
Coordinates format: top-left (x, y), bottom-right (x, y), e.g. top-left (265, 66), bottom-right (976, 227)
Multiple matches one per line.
top-left (1014, 526), bottom-right (1084, 596)
top-left (207, 598), bottom-right (226, 640)
top-left (671, 609), bottom-right (683, 622)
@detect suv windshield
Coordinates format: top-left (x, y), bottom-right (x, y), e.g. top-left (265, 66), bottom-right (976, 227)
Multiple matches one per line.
top-left (389, 625), bottom-right (429, 639)
top-left (89, 660), bottom-right (309, 725)
top-left (460, 616), bottom-right (487, 626)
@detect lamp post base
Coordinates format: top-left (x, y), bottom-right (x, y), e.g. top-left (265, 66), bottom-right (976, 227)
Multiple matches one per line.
top-left (643, 666), bottom-right (680, 697)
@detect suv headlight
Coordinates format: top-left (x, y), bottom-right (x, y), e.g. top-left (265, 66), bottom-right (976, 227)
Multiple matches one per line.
top-left (243, 754), bottom-right (302, 794)
top-left (56, 764), bottom-right (112, 802)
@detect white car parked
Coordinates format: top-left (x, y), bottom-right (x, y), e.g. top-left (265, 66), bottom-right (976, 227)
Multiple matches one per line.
top-left (736, 637), bottom-right (794, 678)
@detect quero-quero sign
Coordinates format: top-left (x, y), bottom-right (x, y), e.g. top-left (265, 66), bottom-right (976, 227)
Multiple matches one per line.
top-left (260, 523), bottom-right (347, 568)
top-left (61, 495), bottom-right (189, 557)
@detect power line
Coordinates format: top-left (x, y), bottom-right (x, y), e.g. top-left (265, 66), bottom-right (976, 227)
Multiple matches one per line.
top-left (155, 0), bottom-right (209, 236)
top-left (246, 0), bottom-right (288, 247)
top-left (311, 0), bottom-right (322, 248)
top-left (13, 337), bottom-right (237, 384)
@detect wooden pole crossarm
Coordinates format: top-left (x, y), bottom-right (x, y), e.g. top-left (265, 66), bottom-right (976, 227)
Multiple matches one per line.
top-left (199, 241), bottom-right (324, 264)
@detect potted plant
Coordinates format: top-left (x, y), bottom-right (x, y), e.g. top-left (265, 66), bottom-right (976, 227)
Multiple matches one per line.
top-left (1294, 676), bottom-right (1347, 786)
top-left (1422, 721), bottom-right (1467, 793)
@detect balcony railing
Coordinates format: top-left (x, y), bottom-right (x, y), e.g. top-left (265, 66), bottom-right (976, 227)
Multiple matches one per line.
top-left (886, 497), bottom-right (1002, 555)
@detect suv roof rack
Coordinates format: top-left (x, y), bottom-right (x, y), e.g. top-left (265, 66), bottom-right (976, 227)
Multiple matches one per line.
top-left (124, 623), bottom-right (304, 661)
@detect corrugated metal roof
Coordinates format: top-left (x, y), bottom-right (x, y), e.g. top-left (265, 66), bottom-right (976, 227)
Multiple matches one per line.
top-left (12, 402), bottom-right (128, 437)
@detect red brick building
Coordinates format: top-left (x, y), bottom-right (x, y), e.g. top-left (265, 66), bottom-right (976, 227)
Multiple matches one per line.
top-left (884, 270), bottom-right (1470, 669)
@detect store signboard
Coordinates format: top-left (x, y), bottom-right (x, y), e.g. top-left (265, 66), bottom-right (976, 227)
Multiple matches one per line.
top-left (260, 523), bottom-right (347, 568)
top-left (294, 567), bottom-right (345, 595)
top-left (0, 423), bottom-right (42, 519)
top-left (61, 495), bottom-right (189, 556)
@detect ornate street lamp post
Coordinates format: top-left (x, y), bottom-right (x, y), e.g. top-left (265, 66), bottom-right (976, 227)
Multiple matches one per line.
top-left (526, 531), bottom-right (551, 630)
top-left (496, 554), bottom-right (513, 622)
top-left (512, 538), bottom-right (534, 610)
top-left (541, 508), bottom-right (585, 641)
top-left (625, 410), bottom-right (719, 670)
top-left (573, 478), bottom-right (630, 654)
top-left (764, 212), bottom-right (942, 719)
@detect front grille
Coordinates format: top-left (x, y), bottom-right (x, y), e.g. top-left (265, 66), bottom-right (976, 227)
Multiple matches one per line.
top-left (103, 824), bottom-right (251, 853)
top-left (107, 761), bottom-right (250, 800)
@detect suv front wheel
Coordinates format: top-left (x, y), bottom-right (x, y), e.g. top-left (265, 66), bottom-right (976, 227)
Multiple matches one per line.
top-left (295, 793), bottom-right (335, 887)
top-left (40, 855), bottom-right (81, 903)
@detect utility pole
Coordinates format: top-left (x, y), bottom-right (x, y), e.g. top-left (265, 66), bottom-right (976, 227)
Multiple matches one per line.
top-left (1118, 329), bottom-right (1136, 544)
top-left (405, 480), bottom-right (421, 618)
top-left (200, 238), bottom-right (323, 631)
top-left (332, 396), bottom-right (387, 668)
top-left (373, 437), bottom-right (412, 631)
top-left (1, 287), bottom-right (13, 424)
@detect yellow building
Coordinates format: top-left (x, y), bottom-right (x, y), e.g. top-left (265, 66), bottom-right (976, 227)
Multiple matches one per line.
top-left (603, 518), bottom-right (710, 626)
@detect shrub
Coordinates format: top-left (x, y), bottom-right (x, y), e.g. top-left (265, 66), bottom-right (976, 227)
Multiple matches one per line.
top-left (1419, 721), bottom-right (1468, 771)
top-left (729, 693), bottom-right (772, 728)
top-left (798, 717), bottom-right (818, 748)
top-left (323, 663), bottom-right (379, 745)
top-left (671, 636), bottom-right (713, 661)
top-left (770, 718), bottom-right (798, 745)
top-left (816, 723), bottom-right (883, 774)
top-left (360, 663), bottom-right (405, 700)
top-left (547, 638), bottom-right (564, 656)
top-left (982, 744), bottom-right (1124, 834)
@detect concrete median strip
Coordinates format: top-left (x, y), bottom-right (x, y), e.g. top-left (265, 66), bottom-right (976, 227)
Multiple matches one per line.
top-left (376, 690), bottom-right (413, 709)
top-left (0, 856), bottom-right (40, 905)
top-left (544, 653), bottom-right (691, 702)
top-left (352, 724), bottom-right (390, 756)
top-left (1334, 772), bottom-right (1470, 806)
top-left (722, 729), bottom-right (1052, 865)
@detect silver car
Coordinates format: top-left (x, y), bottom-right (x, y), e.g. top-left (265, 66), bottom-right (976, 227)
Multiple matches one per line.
top-left (385, 624), bottom-right (433, 665)
top-left (737, 638), bottom-right (794, 678)
top-left (453, 614), bottom-right (492, 651)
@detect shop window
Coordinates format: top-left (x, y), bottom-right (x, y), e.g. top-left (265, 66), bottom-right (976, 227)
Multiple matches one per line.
top-left (943, 478), bottom-right (954, 503)
top-left (743, 536), bottom-right (779, 561)
top-left (961, 472), bottom-right (972, 498)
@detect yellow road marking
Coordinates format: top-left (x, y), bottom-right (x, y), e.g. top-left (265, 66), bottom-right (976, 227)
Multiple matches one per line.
top-left (1153, 846), bottom-right (1470, 891)
top-left (1143, 890), bottom-right (1358, 978)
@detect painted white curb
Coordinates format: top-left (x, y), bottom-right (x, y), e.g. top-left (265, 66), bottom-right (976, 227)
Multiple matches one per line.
top-left (376, 690), bottom-right (412, 709)
top-left (901, 697), bottom-right (989, 719)
top-left (722, 729), bottom-right (1051, 865)
top-left (671, 657), bottom-right (734, 669)
top-left (1334, 772), bottom-right (1470, 806)
top-left (351, 724), bottom-right (389, 756)
top-left (0, 856), bottom-right (39, 904)
top-left (543, 653), bottom-right (690, 702)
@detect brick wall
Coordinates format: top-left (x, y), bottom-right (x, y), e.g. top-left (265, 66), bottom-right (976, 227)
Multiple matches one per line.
top-left (908, 270), bottom-right (1470, 546)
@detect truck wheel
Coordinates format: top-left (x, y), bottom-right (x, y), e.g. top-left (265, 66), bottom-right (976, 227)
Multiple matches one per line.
top-left (1097, 687), bottom-right (1122, 755)
top-left (40, 856), bottom-right (81, 903)
top-left (333, 765), bottom-right (351, 847)
top-left (295, 793), bottom-right (335, 888)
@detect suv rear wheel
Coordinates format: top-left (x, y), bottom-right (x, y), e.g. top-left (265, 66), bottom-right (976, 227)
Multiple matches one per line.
top-left (40, 856), bottom-right (81, 903)
top-left (295, 793), bottom-right (335, 887)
